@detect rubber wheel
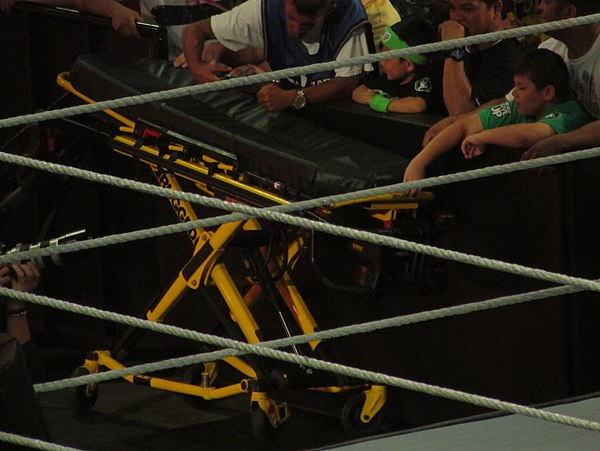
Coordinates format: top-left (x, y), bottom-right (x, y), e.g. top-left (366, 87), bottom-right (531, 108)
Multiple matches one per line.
top-left (341, 393), bottom-right (382, 436)
top-left (251, 408), bottom-right (277, 442)
top-left (67, 367), bottom-right (98, 411)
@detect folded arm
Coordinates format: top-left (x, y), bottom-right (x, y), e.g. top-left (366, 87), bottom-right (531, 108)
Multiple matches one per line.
top-left (306, 75), bottom-right (362, 104)
top-left (462, 122), bottom-right (555, 158)
top-left (423, 96), bottom-right (507, 146)
top-left (522, 120), bottom-right (600, 160)
top-left (352, 85), bottom-right (426, 113)
top-left (403, 112), bottom-right (483, 193)
top-left (259, 75), bottom-right (361, 112)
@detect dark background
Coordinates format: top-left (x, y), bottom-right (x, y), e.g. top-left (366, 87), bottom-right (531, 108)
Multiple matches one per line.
top-left (1, 0), bottom-right (600, 441)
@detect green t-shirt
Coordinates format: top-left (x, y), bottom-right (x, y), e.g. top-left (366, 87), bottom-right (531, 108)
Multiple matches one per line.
top-left (479, 99), bottom-right (592, 135)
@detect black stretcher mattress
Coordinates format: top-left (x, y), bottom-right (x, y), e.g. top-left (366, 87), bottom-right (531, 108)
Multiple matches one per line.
top-left (70, 53), bottom-right (411, 198)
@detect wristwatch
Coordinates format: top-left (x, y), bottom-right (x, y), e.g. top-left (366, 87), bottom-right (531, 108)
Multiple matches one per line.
top-left (291, 89), bottom-right (307, 110)
top-left (447, 47), bottom-right (466, 62)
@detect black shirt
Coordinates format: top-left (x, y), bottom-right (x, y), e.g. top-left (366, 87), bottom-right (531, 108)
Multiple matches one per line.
top-left (364, 65), bottom-right (444, 114)
top-left (464, 38), bottom-right (525, 106)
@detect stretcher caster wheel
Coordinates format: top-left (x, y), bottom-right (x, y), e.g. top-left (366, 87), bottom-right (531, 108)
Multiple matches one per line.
top-left (67, 367), bottom-right (98, 411)
top-left (250, 394), bottom-right (289, 441)
top-left (251, 408), bottom-right (276, 442)
top-left (341, 393), bottom-right (382, 436)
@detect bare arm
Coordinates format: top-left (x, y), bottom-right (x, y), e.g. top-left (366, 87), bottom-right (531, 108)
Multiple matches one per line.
top-left (423, 96), bottom-right (507, 146)
top-left (1, 262), bottom-right (40, 345)
top-left (304, 75), bottom-right (360, 104)
top-left (352, 85), bottom-right (427, 113)
top-left (443, 58), bottom-right (476, 115)
top-left (462, 122), bottom-right (555, 159)
top-left (403, 112), bottom-right (483, 193)
top-left (29, 0), bottom-right (142, 37)
top-left (258, 75), bottom-right (361, 112)
top-left (522, 120), bottom-right (600, 160)
top-left (183, 19), bottom-right (232, 83)
top-left (388, 97), bottom-right (427, 114)
top-left (439, 20), bottom-right (475, 115)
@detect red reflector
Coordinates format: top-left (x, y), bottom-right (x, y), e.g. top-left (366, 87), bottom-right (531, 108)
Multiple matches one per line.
top-left (142, 129), bottom-right (160, 139)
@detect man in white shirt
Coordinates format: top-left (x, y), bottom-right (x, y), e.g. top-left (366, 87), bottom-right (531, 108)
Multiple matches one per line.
top-left (520, 0), bottom-right (599, 159)
top-left (182, 0), bottom-right (373, 112)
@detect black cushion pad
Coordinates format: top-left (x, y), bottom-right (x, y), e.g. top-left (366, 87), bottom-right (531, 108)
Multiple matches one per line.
top-left (70, 54), bottom-right (430, 198)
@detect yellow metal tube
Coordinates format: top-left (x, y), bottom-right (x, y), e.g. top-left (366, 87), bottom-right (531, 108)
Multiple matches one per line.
top-left (146, 273), bottom-right (190, 323)
top-left (212, 263), bottom-right (262, 344)
top-left (93, 350), bottom-right (248, 400)
top-left (56, 72), bottom-right (135, 128)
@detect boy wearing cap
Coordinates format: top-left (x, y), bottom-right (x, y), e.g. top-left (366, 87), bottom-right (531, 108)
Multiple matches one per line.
top-left (352, 17), bottom-right (440, 114)
top-left (402, 48), bottom-right (592, 194)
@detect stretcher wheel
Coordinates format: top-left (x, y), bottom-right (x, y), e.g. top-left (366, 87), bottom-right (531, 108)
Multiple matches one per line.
top-left (251, 408), bottom-right (276, 441)
top-left (341, 393), bottom-right (382, 436)
top-left (67, 367), bottom-right (98, 411)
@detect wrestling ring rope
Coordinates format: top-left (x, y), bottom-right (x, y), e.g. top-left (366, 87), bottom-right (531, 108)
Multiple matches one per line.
top-left (1, 13), bottom-right (600, 450)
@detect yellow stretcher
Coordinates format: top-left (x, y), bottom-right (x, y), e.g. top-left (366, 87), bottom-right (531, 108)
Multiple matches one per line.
top-left (57, 61), bottom-right (434, 439)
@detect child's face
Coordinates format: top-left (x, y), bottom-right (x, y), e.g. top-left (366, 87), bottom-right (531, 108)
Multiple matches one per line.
top-left (512, 74), bottom-right (548, 118)
top-left (379, 46), bottom-right (413, 82)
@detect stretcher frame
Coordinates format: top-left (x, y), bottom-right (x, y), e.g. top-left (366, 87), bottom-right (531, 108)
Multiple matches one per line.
top-left (57, 71), bottom-right (430, 439)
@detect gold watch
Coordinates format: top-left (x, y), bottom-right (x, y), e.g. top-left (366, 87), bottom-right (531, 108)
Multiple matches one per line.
top-left (291, 89), bottom-right (307, 110)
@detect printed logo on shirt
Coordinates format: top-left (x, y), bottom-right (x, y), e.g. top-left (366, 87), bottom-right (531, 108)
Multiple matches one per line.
top-left (415, 77), bottom-right (432, 93)
top-left (490, 102), bottom-right (512, 118)
top-left (544, 112), bottom-right (561, 120)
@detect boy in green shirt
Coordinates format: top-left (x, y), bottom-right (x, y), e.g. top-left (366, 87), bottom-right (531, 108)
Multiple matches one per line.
top-left (403, 48), bottom-right (592, 195)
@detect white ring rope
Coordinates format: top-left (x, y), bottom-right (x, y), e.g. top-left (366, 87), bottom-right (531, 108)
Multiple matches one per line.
top-left (3, 143), bottom-right (600, 225)
top-left (0, 278), bottom-right (585, 389)
top-left (1, 147), bottom-right (600, 296)
top-left (0, 14), bottom-right (598, 130)
top-left (1, 284), bottom-right (597, 433)
top-left (2, 11), bottom-right (600, 449)
top-left (0, 431), bottom-right (79, 451)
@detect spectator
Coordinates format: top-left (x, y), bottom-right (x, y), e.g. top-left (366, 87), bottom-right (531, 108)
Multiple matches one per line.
top-left (403, 49), bottom-right (592, 193)
top-left (423, 0), bottom-right (598, 147)
top-left (362, 0), bottom-right (401, 46)
top-left (0, 260), bottom-right (50, 441)
top-left (182, 0), bottom-right (374, 112)
top-left (352, 17), bottom-right (440, 114)
top-left (438, 0), bottom-right (525, 115)
top-left (522, 0), bottom-right (600, 159)
top-left (1, 261), bottom-right (42, 380)
top-left (139, 0), bottom-right (240, 61)
top-left (173, 0), bottom-right (399, 66)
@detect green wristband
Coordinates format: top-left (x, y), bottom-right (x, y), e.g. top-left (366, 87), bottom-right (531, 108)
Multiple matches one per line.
top-left (369, 93), bottom-right (392, 113)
